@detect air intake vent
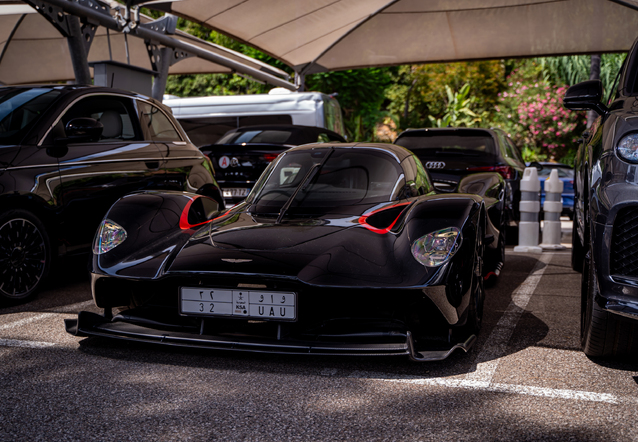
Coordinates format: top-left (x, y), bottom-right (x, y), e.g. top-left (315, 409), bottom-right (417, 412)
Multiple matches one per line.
top-left (610, 206), bottom-right (638, 277)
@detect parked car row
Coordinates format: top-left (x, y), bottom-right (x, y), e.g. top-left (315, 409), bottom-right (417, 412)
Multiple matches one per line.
top-left (7, 69), bottom-right (634, 362)
top-left (0, 83), bottom-right (530, 361)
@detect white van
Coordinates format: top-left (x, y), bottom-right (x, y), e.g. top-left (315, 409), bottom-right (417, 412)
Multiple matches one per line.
top-left (164, 89), bottom-right (345, 146)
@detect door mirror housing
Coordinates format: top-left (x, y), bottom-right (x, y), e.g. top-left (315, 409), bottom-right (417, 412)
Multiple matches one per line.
top-left (50, 118), bottom-right (104, 157)
top-left (563, 80), bottom-right (609, 116)
top-left (63, 118), bottom-right (104, 143)
top-left (529, 161), bottom-right (542, 171)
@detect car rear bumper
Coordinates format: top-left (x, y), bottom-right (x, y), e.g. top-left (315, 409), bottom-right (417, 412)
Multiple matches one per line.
top-left (65, 311), bottom-right (476, 362)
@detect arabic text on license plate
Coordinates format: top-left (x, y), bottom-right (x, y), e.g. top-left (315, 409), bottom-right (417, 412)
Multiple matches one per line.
top-left (222, 188), bottom-right (250, 198)
top-left (180, 288), bottom-right (296, 321)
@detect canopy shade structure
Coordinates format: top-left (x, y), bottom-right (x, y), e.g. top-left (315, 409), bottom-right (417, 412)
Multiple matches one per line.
top-left (0, 1), bottom-right (289, 85)
top-left (154, 0), bottom-right (638, 75)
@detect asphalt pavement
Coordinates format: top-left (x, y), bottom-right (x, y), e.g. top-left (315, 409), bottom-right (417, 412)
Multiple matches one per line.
top-left (1, 239), bottom-right (637, 441)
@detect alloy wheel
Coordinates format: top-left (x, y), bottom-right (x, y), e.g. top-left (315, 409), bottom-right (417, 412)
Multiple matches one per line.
top-left (0, 218), bottom-right (47, 299)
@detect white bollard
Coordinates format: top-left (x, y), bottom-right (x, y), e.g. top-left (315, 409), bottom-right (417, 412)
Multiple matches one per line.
top-left (513, 167), bottom-right (542, 253)
top-left (540, 169), bottom-right (566, 250)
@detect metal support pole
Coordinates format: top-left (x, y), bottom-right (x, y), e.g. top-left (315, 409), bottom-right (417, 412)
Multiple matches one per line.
top-left (66, 14), bottom-right (91, 85)
top-left (152, 47), bottom-right (172, 100)
top-left (39, 0), bottom-right (296, 91)
top-left (587, 54), bottom-right (601, 128)
top-left (295, 72), bottom-right (305, 92)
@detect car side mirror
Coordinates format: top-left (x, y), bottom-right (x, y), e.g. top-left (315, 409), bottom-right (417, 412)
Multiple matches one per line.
top-left (59, 118), bottom-right (103, 144)
top-left (529, 161), bottom-right (542, 171)
top-left (563, 80), bottom-right (609, 116)
top-left (49, 118), bottom-right (103, 158)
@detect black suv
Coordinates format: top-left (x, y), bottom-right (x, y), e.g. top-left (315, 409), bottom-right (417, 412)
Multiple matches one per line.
top-left (564, 38), bottom-right (638, 358)
top-left (0, 85), bottom-right (224, 303)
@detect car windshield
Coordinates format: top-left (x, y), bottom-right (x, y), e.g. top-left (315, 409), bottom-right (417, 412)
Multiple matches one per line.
top-left (247, 148), bottom-right (404, 212)
top-left (395, 131), bottom-right (497, 157)
top-left (0, 88), bottom-right (62, 145)
top-left (215, 127), bottom-right (343, 146)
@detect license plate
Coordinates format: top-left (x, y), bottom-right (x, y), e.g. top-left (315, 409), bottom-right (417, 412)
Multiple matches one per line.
top-left (179, 287), bottom-right (296, 321)
top-left (222, 187), bottom-right (250, 198)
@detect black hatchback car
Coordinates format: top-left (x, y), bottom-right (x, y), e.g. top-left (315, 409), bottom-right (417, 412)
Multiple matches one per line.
top-left (0, 85), bottom-right (224, 303)
top-left (394, 127), bottom-right (525, 230)
top-left (563, 38), bottom-right (638, 358)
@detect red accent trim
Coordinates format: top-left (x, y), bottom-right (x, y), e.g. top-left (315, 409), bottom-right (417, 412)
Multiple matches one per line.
top-left (358, 202), bottom-right (411, 234)
top-left (179, 196), bottom-right (216, 230)
top-left (483, 271), bottom-right (498, 281)
top-left (263, 153), bottom-right (278, 162)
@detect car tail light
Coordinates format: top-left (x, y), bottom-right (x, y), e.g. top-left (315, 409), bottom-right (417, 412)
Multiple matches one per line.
top-left (467, 165), bottom-right (515, 180)
top-left (263, 153), bottom-right (278, 162)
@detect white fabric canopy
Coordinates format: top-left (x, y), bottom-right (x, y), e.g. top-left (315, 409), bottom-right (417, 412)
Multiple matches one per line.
top-left (0, 2), bottom-right (288, 84)
top-left (160, 0), bottom-right (638, 74)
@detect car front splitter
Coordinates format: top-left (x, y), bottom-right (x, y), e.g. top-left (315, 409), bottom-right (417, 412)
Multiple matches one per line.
top-left (65, 311), bottom-right (476, 362)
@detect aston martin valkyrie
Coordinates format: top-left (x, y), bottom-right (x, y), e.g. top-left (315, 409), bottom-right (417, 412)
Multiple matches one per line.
top-left (66, 142), bottom-right (507, 361)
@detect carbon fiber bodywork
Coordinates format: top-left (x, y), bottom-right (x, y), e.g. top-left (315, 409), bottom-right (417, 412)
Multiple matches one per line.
top-left (67, 143), bottom-right (503, 361)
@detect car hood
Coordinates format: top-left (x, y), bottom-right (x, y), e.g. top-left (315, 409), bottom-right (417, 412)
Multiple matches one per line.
top-left (166, 205), bottom-right (440, 288)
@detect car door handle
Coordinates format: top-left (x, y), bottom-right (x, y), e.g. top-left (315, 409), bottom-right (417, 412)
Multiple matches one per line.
top-left (146, 161), bottom-right (160, 170)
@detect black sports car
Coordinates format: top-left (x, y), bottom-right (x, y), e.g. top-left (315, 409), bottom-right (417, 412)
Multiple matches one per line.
top-left (0, 85), bottom-right (224, 303)
top-left (201, 125), bottom-right (345, 206)
top-left (66, 142), bottom-right (506, 361)
top-left (563, 39), bottom-right (638, 357)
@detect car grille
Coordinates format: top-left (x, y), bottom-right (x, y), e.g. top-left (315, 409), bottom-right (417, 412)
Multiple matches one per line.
top-left (611, 206), bottom-right (638, 277)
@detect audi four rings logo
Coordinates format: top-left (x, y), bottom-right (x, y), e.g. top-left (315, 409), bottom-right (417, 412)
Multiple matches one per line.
top-left (425, 161), bottom-right (446, 169)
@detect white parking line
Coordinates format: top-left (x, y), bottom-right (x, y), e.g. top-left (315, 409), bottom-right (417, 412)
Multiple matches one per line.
top-left (0, 338), bottom-right (55, 348)
top-left (466, 252), bottom-right (554, 383)
top-left (346, 372), bottom-right (630, 405)
top-left (0, 313), bottom-right (57, 331)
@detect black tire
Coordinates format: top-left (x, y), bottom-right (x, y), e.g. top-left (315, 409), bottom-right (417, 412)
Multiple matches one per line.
top-left (463, 224), bottom-right (486, 335)
top-left (484, 220), bottom-right (505, 287)
top-left (581, 252), bottom-right (638, 358)
top-left (0, 210), bottom-right (51, 303)
top-left (571, 212), bottom-right (585, 273)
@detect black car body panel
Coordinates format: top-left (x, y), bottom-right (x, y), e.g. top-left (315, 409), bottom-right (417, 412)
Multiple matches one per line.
top-left (565, 39), bottom-right (638, 357)
top-left (67, 143), bottom-right (497, 361)
top-left (0, 85), bottom-right (223, 302)
top-left (201, 125), bottom-right (345, 206)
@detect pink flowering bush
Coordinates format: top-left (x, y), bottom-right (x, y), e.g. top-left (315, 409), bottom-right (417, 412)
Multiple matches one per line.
top-left (492, 68), bottom-right (587, 163)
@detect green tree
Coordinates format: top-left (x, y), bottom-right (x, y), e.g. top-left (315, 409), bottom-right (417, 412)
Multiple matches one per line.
top-left (305, 68), bottom-right (396, 141)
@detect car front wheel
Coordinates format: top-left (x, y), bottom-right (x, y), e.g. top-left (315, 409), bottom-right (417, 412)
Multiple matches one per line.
top-left (0, 210), bottom-right (51, 303)
top-left (581, 251), bottom-right (638, 358)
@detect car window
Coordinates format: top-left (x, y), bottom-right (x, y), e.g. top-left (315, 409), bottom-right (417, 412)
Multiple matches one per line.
top-left (505, 137), bottom-right (524, 162)
top-left (0, 88), bottom-right (62, 145)
top-left (217, 130), bottom-right (292, 145)
top-left (248, 148), bottom-right (404, 211)
top-left (395, 131), bottom-right (497, 156)
top-left (137, 101), bottom-right (182, 142)
top-left (57, 95), bottom-right (139, 142)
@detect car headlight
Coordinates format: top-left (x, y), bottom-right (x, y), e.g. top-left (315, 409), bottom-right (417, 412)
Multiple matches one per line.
top-left (411, 227), bottom-right (462, 267)
top-left (617, 133), bottom-right (638, 162)
top-left (93, 219), bottom-right (127, 255)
